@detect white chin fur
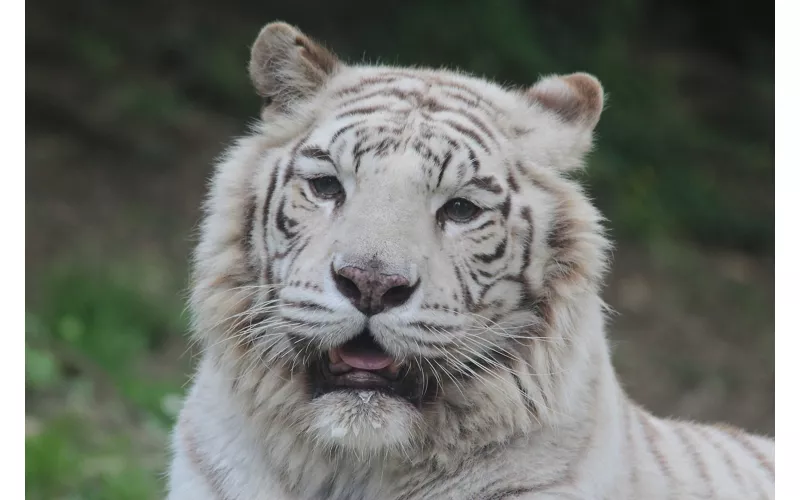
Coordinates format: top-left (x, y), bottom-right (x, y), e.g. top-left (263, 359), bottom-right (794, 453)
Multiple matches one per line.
top-left (308, 390), bottom-right (419, 455)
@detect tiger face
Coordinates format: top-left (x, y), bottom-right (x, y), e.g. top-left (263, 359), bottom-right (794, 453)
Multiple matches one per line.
top-left (192, 23), bottom-right (609, 457)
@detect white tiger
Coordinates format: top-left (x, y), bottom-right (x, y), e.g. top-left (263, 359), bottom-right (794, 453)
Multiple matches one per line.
top-left (167, 21), bottom-right (775, 500)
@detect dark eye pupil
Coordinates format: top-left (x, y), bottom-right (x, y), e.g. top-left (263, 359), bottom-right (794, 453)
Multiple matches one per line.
top-left (444, 198), bottom-right (479, 221)
top-left (311, 177), bottom-right (343, 197)
top-left (451, 200), bottom-right (469, 215)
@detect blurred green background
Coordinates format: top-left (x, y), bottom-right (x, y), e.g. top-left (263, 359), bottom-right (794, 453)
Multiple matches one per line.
top-left (26, 1), bottom-right (774, 498)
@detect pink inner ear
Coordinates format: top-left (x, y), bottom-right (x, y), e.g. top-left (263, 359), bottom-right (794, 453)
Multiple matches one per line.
top-left (530, 80), bottom-right (577, 116)
top-left (528, 73), bottom-right (603, 126)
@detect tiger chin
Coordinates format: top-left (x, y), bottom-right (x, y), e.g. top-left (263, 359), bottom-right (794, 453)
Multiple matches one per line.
top-left (167, 21), bottom-right (774, 500)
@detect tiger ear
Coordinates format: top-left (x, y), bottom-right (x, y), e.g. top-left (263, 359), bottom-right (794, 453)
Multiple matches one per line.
top-left (249, 22), bottom-right (340, 112)
top-left (527, 73), bottom-right (605, 130)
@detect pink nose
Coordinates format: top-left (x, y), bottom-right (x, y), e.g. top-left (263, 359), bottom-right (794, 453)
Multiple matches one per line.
top-left (333, 265), bottom-right (416, 315)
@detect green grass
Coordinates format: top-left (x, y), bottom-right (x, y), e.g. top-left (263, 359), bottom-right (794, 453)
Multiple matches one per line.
top-left (25, 262), bottom-right (189, 500)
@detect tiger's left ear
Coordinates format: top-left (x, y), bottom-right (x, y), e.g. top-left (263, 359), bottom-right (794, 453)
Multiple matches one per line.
top-left (527, 73), bottom-right (605, 130)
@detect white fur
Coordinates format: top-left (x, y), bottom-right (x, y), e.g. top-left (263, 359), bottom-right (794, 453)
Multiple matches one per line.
top-left (167, 23), bottom-right (774, 500)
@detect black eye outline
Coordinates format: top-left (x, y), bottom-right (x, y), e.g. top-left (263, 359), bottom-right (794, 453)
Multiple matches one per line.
top-left (439, 198), bottom-right (482, 223)
top-left (309, 176), bottom-right (344, 200)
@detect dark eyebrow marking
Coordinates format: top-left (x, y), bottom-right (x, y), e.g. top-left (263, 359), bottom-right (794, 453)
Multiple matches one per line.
top-left (436, 151), bottom-right (454, 188)
top-left (466, 175), bottom-right (503, 195)
top-left (466, 146), bottom-right (480, 173)
top-left (298, 146), bottom-right (335, 164)
top-left (443, 119), bottom-right (490, 153)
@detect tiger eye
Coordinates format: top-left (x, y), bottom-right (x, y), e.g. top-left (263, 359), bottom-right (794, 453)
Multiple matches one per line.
top-left (441, 198), bottom-right (481, 223)
top-left (310, 176), bottom-right (344, 199)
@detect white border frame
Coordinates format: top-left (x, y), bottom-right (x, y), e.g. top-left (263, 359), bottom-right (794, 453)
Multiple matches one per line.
top-left (12, 3), bottom-right (784, 499)
top-left (8, 0), bottom-right (25, 498)
top-left (776, 0), bottom-right (794, 498)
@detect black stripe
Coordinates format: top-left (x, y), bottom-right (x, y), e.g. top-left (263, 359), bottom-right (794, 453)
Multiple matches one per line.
top-left (511, 372), bottom-right (536, 414)
top-left (298, 188), bottom-right (313, 205)
top-left (499, 195), bottom-right (512, 218)
top-left (438, 82), bottom-right (501, 112)
top-left (412, 138), bottom-right (441, 165)
top-left (453, 264), bottom-right (475, 310)
top-left (298, 146), bottom-right (336, 166)
top-left (337, 87), bottom-right (419, 108)
top-left (336, 104), bottom-right (392, 120)
top-left (262, 160), bottom-right (282, 288)
top-left (274, 196), bottom-right (298, 239)
top-left (519, 206), bottom-right (534, 271)
top-left (452, 108), bottom-right (498, 145)
top-left (284, 237), bottom-right (310, 271)
top-left (242, 196), bottom-right (257, 275)
top-left (332, 75), bottom-right (409, 97)
top-left (506, 170), bottom-right (520, 192)
top-left (282, 300), bottom-right (335, 313)
top-left (466, 146), bottom-right (480, 173)
top-left (437, 151), bottom-right (454, 188)
top-left (439, 89), bottom-right (480, 109)
top-left (443, 119), bottom-right (490, 153)
top-left (469, 233), bottom-right (497, 244)
top-left (476, 268), bottom-right (494, 278)
top-left (466, 175), bottom-right (503, 194)
top-left (375, 137), bottom-right (399, 157)
top-left (473, 219), bottom-right (496, 231)
top-left (420, 96), bottom-right (447, 113)
top-left (474, 237), bottom-right (507, 264)
top-left (328, 120), bottom-right (366, 149)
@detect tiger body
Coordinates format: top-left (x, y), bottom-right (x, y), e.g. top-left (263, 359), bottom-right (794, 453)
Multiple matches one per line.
top-left (167, 22), bottom-right (775, 500)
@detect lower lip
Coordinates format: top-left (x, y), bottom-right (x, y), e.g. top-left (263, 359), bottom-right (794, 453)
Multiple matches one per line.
top-left (332, 370), bottom-right (394, 390)
top-left (312, 360), bottom-right (424, 406)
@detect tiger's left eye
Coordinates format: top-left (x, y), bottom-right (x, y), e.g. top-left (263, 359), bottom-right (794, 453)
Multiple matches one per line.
top-left (309, 176), bottom-right (344, 199)
top-left (440, 198), bottom-right (481, 223)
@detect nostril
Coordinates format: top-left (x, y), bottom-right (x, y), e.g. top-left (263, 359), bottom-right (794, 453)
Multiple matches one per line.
top-left (334, 272), bottom-right (361, 302)
top-left (335, 276), bottom-right (360, 301)
top-left (381, 283), bottom-right (415, 309)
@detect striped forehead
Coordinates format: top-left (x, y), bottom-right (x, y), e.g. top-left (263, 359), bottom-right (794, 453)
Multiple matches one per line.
top-left (326, 72), bottom-right (505, 148)
top-left (301, 71), bottom-right (511, 189)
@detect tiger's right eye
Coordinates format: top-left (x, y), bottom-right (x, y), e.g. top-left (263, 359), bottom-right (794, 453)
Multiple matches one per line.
top-left (439, 198), bottom-right (481, 223)
top-left (309, 176), bottom-right (344, 199)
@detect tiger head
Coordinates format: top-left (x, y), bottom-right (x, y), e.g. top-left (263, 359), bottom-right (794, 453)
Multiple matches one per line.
top-left (191, 22), bottom-right (610, 460)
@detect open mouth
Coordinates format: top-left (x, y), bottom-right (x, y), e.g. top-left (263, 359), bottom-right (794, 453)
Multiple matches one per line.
top-left (309, 330), bottom-right (426, 405)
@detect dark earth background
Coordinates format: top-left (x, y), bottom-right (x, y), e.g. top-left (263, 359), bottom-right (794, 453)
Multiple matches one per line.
top-left (25, 1), bottom-right (774, 497)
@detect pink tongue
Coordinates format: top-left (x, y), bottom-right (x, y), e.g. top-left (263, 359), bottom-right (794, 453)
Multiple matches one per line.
top-left (339, 349), bottom-right (393, 371)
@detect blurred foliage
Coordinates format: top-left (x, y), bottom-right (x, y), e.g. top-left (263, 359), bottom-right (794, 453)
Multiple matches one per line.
top-left (26, 0), bottom-right (773, 251)
top-left (25, 263), bottom-right (188, 498)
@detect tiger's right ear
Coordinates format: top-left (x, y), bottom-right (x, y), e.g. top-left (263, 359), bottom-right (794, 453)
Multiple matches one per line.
top-left (249, 22), bottom-right (340, 112)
